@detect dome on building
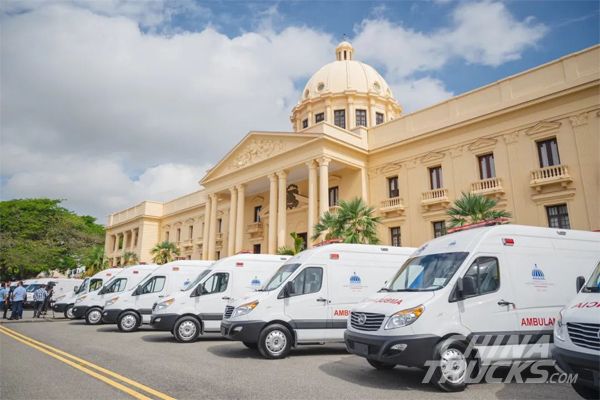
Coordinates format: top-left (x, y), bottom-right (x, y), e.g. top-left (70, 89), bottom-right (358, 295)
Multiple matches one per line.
top-left (300, 42), bottom-right (396, 102)
top-left (291, 41), bottom-right (401, 132)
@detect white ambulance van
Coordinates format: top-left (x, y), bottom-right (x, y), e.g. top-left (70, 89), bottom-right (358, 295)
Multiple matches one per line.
top-left (71, 264), bottom-right (158, 324)
top-left (222, 243), bottom-right (416, 358)
top-left (151, 254), bottom-right (289, 342)
top-left (343, 224), bottom-right (599, 392)
top-left (553, 261), bottom-right (600, 399)
top-left (102, 260), bottom-right (213, 331)
top-left (52, 268), bottom-right (122, 319)
top-left (25, 278), bottom-right (83, 306)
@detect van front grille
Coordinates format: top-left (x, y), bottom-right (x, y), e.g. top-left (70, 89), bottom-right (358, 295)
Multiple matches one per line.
top-left (224, 306), bottom-right (234, 319)
top-left (350, 312), bottom-right (385, 331)
top-left (567, 322), bottom-right (600, 350)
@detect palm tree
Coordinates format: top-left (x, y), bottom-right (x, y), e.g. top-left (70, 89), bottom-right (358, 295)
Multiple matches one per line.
top-left (312, 197), bottom-right (381, 244)
top-left (84, 245), bottom-right (107, 277)
top-left (447, 192), bottom-right (511, 228)
top-left (122, 251), bottom-right (139, 266)
top-left (276, 232), bottom-right (306, 256)
top-left (150, 241), bottom-right (180, 264)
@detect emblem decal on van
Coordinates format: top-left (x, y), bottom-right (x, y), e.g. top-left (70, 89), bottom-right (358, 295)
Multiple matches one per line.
top-left (374, 298), bottom-right (403, 305)
top-left (344, 273), bottom-right (366, 292)
top-left (531, 264), bottom-right (545, 280)
top-left (350, 272), bottom-right (362, 285)
top-left (526, 264), bottom-right (553, 291)
top-left (250, 276), bottom-right (261, 288)
top-left (356, 313), bottom-right (367, 325)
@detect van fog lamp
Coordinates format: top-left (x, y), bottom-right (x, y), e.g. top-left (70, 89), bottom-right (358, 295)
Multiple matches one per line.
top-left (384, 305), bottom-right (425, 330)
top-left (155, 298), bottom-right (175, 311)
top-left (390, 344), bottom-right (407, 351)
top-left (231, 300), bottom-right (259, 319)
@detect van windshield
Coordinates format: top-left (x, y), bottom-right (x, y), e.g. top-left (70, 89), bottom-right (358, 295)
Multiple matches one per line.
top-left (75, 279), bottom-right (88, 294)
top-left (263, 263), bottom-right (301, 291)
top-left (26, 284), bottom-right (42, 293)
top-left (183, 270), bottom-right (211, 291)
top-left (583, 262), bottom-right (600, 293)
top-left (388, 252), bottom-right (469, 292)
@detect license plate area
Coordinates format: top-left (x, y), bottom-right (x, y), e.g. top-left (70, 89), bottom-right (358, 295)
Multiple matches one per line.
top-left (354, 342), bottom-right (369, 356)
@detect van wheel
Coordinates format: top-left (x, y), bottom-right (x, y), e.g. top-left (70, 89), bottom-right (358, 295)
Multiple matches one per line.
top-left (118, 312), bottom-right (140, 332)
top-left (367, 359), bottom-right (396, 370)
top-left (258, 324), bottom-right (292, 359)
top-left (85, 308), bottom-right (103, 325)
top-left (65, 305), bottom-right (75, 319)
top-left (572, 382), bottom-right (599, 400)
top-left (431, 341), bottom-right (469, 392)
top-left (174, 317), bottom-right (200, 343)
top-left (243, 341), bottom-right (258, 350)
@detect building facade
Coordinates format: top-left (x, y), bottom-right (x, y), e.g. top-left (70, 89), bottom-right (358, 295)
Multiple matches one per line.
top-left (105, 43), bottom-right (600, 265)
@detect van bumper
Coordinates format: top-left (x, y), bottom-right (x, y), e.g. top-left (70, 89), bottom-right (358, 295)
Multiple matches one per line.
top-left (53, 303), bottom-right (69, 313)
top-left (102, 309), bottom-right (122, 324)
top-left (72, 305), bottom-right (90, 319)
top-left (344, 330), bottom-right (440, 368)
top-left (221, 320), bottom-right (265, 343)
top-left (150, 314), bottom-right (179, 332)
top-left (552, 344), bottom-right (600, 389)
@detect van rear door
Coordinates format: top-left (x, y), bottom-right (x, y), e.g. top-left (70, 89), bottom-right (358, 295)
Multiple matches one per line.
top-left (457, 254), bottom-right (519, 362)
top-left (283, 265), bottom-right (328, 342)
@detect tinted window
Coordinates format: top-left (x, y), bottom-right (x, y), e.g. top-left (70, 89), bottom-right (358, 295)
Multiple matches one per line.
top-left (184, 269), bottom-right (210, 291)
top-left (75, 279), bottom-right (89, 294)
top-left (290, 267), bottom-right (323, 296)
top-left (139, 276), bottom-right (166, 295)
top-left (104, 278), bottom-right (127, 294)
top-left (200, 273), bottom-right (229, 295)
top-left (264, 263), bottom-right (301, 291)
top-left (389, 252), bottom-right (469, 292)
top-left (89, 279), bottom-right (103, 292)
top-left (462, 257), bottom-right (500, 298)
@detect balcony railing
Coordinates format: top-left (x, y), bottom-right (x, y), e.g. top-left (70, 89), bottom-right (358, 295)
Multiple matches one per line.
top-left (380, 197), bottom-right (405, 214)
top-left (471, 177), bottom-right (504, 196)
top-left (247, 222), bottom-right (263, 234)
top-left (530, 165), bottom-right (572, 191)
top-left (421, 188), bottom-right (449, 207)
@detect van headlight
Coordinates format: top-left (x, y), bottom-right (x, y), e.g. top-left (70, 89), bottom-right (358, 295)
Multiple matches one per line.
top-left (554, 309), bottom-right (566, 341)
top-left (384, 305), bottom-right (425, 330)
top-left (75, 295), bottom-right (87, 304)
top-left (104, 296), bottom-right (119, 307)
top-left (231, 301), bottom-right (259, 319)
top-left (155, 298), bottom-right (175, 311)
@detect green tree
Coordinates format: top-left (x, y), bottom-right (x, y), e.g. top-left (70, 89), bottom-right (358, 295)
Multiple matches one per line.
top-left (276, 232), bottom-right (305, 256)
top-left (0, 199), bottom-right (105, 280)
top-left (151, 241), bottom-right (180, 264)
top-left (312, 197), bottom-right (381, 244)
top-left (84, 245), bottom-right (108, 277)
top-left (447, 192), bottom-right (511, 227)
top-left (122, 251), bottom-right (139, 266)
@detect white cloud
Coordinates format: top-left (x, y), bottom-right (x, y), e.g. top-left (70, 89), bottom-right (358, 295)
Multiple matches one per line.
top-left (391, 77), bottom-right (454, 113)
top-left (1, 4), bottom-right (334, 219)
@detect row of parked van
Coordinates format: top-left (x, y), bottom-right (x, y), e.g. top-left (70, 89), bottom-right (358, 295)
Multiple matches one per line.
top-left (52, 224), bottom-right (599, 395)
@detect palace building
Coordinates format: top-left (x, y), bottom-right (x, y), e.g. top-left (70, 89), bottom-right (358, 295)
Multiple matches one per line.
top-left (105, 42), bottom-right (600, 265)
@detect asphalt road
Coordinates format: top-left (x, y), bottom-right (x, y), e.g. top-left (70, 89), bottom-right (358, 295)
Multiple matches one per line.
top-left (0, 311), bottom-right (583, 400)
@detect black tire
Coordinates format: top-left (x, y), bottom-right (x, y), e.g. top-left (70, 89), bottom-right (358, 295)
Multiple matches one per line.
top-left (367, 359), bottom-right (396, 370)
top-left (572, 382), bottom-right (599, 400)
top-left (431, 340), bottom-right (469, 392)
top-left (243, 341), bottom-right (258, 350)
top-left (64, 305), bottom-right (75, 319)
top-left (117, 311), bottom-right (140, 332)
top-left (85, 308), bottom-right (104, 325)
top-left (173, 316), bottom-right (201, 343)
top-left (258, 324), bottom-right (292, 359)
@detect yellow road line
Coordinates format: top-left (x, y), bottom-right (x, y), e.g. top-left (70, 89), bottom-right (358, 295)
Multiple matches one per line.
top-left (0, 326), bottom-right (176, 400)
top-left (0, 327), bottom-right (152, 400)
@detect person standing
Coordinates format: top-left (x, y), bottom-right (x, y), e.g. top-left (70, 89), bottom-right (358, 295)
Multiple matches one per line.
top-left (10, 281), bottom-right (26, 320)
top-left (33, 284), bottom-right (48, 318)
top-left (3, 284), bottom-right (13, 319)
top-left (0, 283), bottom-right (6, 316)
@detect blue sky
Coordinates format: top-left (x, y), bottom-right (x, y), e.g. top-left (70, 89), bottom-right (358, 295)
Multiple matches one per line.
top-left (1, 0), bottom-right (598, 220)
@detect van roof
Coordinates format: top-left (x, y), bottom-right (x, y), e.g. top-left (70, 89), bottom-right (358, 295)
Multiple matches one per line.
top-left (416, 224), bottom-right (600, 256)
top-left (161, 260), bottom-right (214, 267)
top-left (208, 253), bottom-right (290, 269)
top-left (150, 261), bottom-right (213, 273)
top-left (286, 243), bottom-right (417, 264)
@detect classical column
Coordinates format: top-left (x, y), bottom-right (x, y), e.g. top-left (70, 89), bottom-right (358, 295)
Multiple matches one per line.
top-left (319, 157), bottom-right (331, 217)
top-left (235, 184), bottom-right (245, 253)
top-left (207, 194), bottom-right (218, 260)
top-left (201, 200), bottom-right (211, 260)
top-left (361, 167), bottom-right (369, 204)
top-left (227, 187), bottom-right (237, 256)
top-left (307, 160), bottom-right (318, 248)
top-left (277, 170), bottom-right (287, 248)
top-left (268, 174), bottom-right (278, 254)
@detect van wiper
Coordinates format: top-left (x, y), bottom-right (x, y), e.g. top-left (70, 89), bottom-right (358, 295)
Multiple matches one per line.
top-left (393, 288), bottom-right (424, 292)
top-left (378, 288), bottom-right (391, 292)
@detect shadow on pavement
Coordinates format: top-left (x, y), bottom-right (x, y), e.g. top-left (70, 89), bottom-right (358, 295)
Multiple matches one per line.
top-left (207, 343), bottom-right (350, 360)
top-left (318, 357), bottom-right (438, 393)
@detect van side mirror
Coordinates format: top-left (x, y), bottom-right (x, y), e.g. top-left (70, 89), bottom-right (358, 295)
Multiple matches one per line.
top-left (278, 281), bottom-right (295, 299)
top-left (576, 276), bottom-right (586, 293)
top-left (456, 277), bottom-right (464, 299)
top-left (74, 286), bottom-right (79, 292)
